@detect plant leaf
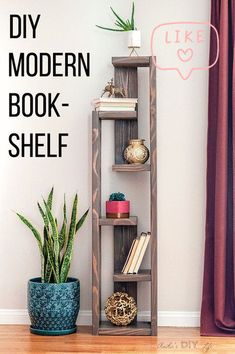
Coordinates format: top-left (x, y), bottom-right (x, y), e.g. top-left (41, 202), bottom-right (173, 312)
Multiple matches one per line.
top-left (115, 20), bottom-right (125, 29)
top-left (60, 194), bottom-right (78, 283)
top-left (63, 194), bottom-right (67, 223)
top-left (126, 19), bottom-right (132, 30)
top-left (75, 209), bottom-right (89, 234)
top-left (59, 222), bottom-right (66, 252)
top-left (44, 261), bottom-right (52, 283)
top-left (115, 20), bottom-right (129, 30)
top-left (43, 200), bottom-right (60, 281)
top-left (38, 202), bottom-right (54, 254)
top-left (59, 195), bottom-right (67, 252)
top-left (16, 213), bottom-right (43, 251)
top-left (16, 213), bottom-right (44, 282)
top-left (42, 226), bottom-right (48, 259)
top-left (47, 187), bottom-right (54, 211)
top-left (96, 25), bottom-right (124, 32)
top-left (131, 2), bottom-right (135, 30)
top-left (110, 6), bottom-right (127, 28)
top-left (43, 236), bottom-right (53, 283)
top-left (46, 241), bottom-right (59, 283)
top-left (37, 202), bottom-right (49, 229)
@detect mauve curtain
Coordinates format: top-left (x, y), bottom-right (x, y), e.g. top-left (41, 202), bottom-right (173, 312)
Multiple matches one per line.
top-left (200, 0), bottom-right (235, 336)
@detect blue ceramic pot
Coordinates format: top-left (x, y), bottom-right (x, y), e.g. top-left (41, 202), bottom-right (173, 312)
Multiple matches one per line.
top-left (28, 277), bottom-right (80, 336)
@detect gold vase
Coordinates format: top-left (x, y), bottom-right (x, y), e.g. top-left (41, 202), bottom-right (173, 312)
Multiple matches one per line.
top-left (124, 139), bottom-right (149, 164)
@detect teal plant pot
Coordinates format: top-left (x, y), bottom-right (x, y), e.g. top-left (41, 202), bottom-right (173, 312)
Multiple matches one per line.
top-left (28, 277), bottom-right (80, 336)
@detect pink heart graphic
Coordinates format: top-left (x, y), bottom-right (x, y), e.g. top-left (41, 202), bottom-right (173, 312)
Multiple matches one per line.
top-left (177, 48), bottom-right (193, 62)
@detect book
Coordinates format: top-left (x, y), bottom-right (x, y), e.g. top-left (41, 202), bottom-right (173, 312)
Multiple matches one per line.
top-left (133, 232), bottom-right (151, 274)
top-left (121, 238), bottom-right (136, 273)
top-left (95, 102), bottom-right (136, 107)
top-left (122, 238), bottom-right (139, 274)
top-left (95, 107), bottom-right (135, 112)
top-left (93, 98), bottom-right (137, 112)
top-left (128, 232), bottom-right (147, 274)
top-left (93, 98), bottom-right (138, 105)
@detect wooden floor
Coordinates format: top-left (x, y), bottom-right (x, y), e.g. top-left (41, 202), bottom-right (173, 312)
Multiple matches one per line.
top-left (0, 325), bottom-right (235, 354)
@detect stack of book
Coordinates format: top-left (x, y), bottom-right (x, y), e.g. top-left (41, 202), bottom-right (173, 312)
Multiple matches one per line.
top-left (122, 232), bottom-right (151, 274)
top-left (93, 98), bottom-right (137, 111)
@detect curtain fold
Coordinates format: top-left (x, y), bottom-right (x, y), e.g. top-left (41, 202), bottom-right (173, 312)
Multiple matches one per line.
top-left (201, 0), bottom-right (235, 336)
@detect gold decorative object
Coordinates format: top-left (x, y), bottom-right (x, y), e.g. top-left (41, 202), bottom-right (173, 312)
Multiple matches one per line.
top-left (124, 139), bottom-right (149, 164)
top-left (101, 78), bottom-right (126, 98)
top-left (104, 292), bottom-right (137, 326)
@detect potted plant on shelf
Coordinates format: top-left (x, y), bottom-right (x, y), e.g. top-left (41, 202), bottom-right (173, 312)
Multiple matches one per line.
top-left (16, 187), bottom-right (89, 336)
top-left (96, 2), bottom-right (140, 55)
top-left (106, 192), bottom-right (130, 219)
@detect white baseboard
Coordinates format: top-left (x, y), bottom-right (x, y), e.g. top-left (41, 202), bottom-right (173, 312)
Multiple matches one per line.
top-left (0, 309), bottom-right (200, 327)
top-left (158, 311), bottom-right (200, 327)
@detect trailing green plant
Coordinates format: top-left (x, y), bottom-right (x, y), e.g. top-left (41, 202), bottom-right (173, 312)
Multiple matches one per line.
top-left (109, 192), bottom-right (126, 201)
top-left (96, 2), bottom-right (136, 32)
top-left (16, 188), bottom-right (89, 284)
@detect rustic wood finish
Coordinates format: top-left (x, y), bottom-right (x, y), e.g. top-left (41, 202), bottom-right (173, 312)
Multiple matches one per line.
top-left (113, 62), bottom-right (139, 318)
top-left (98, 321), bottom-right (151, 336)
top-left (99, 216), bottom-right (137, 226)
top-left (92, 111), bottom-right (101, 335)
top-left (114, 67), bottom-right (138, 164)
top-left (114, 226), bottom-right (138, 303)
top-left (113, 269), bottom-right (151, 282)
top-left (98, 111), bottom-right (137, 120)
top-left (112, 164), bottom-right (151, 172)
top-left (92, 56), bottom-right (157, 336)
top-left (112, 56), bottom-right (150, 67)
top-left (149, 57), bottom-right (157, 336)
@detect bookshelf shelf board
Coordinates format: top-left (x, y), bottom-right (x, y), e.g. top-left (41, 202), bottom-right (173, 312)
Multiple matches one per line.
top-left (98, 111), bottom-right (137, 120)
top-left (99, 217), bottom-right (138, 226)
top-left (98, 321), bottom-right (152, 336)
top-left (112, 164), bottom-right (151, 172)
top-left (112, 56), bottom-right (150, 68)
top-left (113, 269), bottom-right (151, 282)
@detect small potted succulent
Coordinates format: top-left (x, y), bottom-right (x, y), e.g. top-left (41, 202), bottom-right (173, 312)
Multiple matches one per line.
top-left (96, 2), bottom-right (140, 53)
top-left (106, 192), bottom-right (130, 219)
top-left (16, 187), bottom-right (89, 336)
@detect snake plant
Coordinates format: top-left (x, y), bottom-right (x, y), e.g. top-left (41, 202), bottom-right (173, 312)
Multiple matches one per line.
top-left (16, 188), bottom-right (89, 283)
top-left (96, 2), bottom-right (136, 32)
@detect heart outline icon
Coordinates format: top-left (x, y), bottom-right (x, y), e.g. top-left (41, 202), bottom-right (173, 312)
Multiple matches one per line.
top-left (177, 48), bottom-right (193, 62)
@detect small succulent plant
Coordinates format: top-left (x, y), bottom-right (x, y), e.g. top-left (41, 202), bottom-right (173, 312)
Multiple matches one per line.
top-left (109, 192), bottom-right (126, 201)
top-left (96, 2), bottom-right (136, 32)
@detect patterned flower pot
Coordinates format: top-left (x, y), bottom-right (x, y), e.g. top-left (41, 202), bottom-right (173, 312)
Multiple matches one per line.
top-left (28, 277), bottom-right (80, 336)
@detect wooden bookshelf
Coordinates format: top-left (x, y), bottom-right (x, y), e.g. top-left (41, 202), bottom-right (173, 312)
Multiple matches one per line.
top-left (92, 56), bottom-right (157, 336)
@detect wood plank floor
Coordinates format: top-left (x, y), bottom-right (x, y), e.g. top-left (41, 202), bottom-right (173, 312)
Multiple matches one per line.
top-left (0, 325), bottom-right (235, 353)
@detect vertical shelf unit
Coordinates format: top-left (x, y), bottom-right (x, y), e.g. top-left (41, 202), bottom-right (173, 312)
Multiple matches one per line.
top-left (92, 56), bottom-right (157, 336)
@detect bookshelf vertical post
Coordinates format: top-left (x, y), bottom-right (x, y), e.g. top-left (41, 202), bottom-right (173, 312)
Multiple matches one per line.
top-left (92, 111), bottom-right (101, 335)
top-left (150, 57), bottom-right (157, 335)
